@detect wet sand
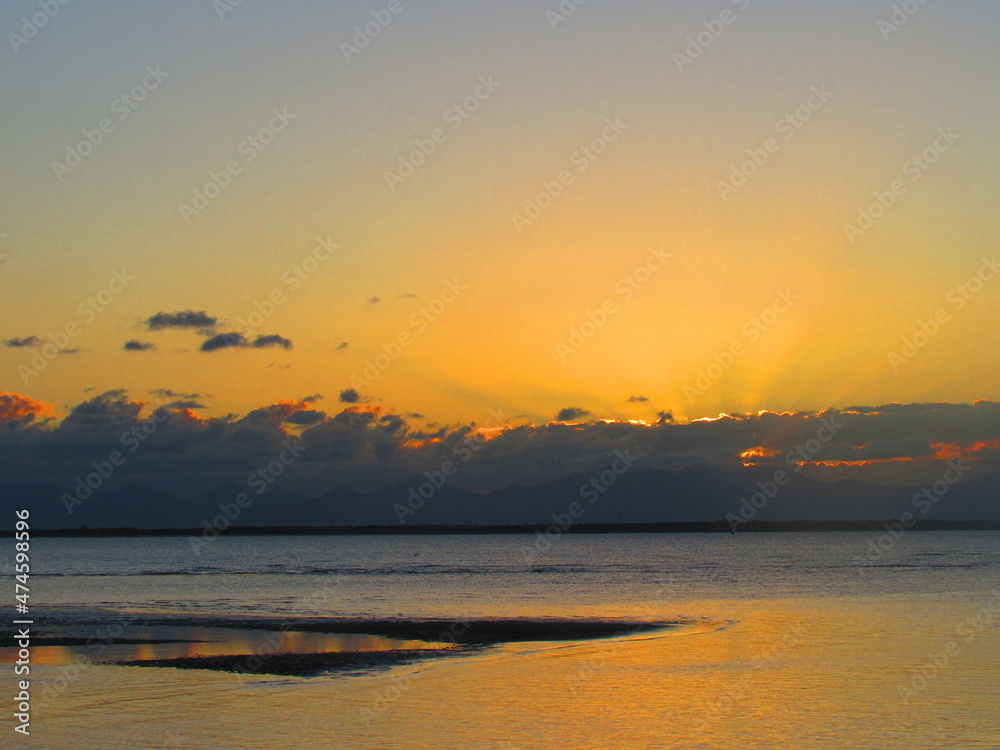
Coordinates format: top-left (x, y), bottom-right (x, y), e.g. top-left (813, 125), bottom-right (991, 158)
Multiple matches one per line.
top-left (39, 613), bottom-right (680, 677)
top-left (117, 647), bottom-right (473, 676)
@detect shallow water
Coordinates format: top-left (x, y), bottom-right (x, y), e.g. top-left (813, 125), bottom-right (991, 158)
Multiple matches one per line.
top-left (0, 625), bottom-right (445, 666)
top-left (6, 532), bottom-right (999, 748)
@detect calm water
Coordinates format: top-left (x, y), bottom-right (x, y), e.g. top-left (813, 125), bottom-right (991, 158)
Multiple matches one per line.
top-left (8, 532), bottom-right (1000, 748)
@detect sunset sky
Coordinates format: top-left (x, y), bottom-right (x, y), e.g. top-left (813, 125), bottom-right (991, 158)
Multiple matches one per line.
top-left (2, 1), bottom-right (999, 493)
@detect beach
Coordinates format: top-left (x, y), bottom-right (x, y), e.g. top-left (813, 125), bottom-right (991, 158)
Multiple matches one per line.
top-left (2, 532), bottom-right (998, 748)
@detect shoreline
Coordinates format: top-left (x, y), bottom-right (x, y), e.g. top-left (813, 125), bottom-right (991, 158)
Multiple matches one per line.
top-left (19, 520), bottom-right (1000, 536)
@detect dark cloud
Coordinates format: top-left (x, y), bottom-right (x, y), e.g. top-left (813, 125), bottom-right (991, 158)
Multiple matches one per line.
top-left (285, 410), bottom-right (327, 425)
top-left (336, 342), bottom-right (349, 350)
top-left (657, 411), bottom-right (675, 424)
top-left (251, 334), bottom-right (293, 350)
top-left (123, 340), bottom-right (156, 352)
top-left (627, 395), bottom-right (649, 403)
top-left (245, 397), bottom-right (327, 427)
top-left (61, 348), bottom-right (82, 354)
top-left (150, 389), bottom-right (206, 400)
top-left (339, 389), bottom-right (377, 404)
top-left (4, 336), bottom-right (40, 348)
top-left (201, 333), bottom-right (293, 352)
top-left (2, 396), bottom-right (1000, 496)
top-left (162, 400), bottom-right (206, 410)
top-left (367, 296), bottom-right (381, 304)
top-left (556, 407), bottom-right (591, 422)
top-left (200, 332), bottom-right (246, 352)
top-left (145, 310), bottom-right (217, 333)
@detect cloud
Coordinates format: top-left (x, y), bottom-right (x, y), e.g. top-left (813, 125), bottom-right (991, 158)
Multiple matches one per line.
top-left (285, 410), bottom-right (326, 425)
top-left (657, 411), bottom-right (675, 424)
top-left (336, 342), bottom-right (349, 350)
top-left (3, 396), bottom-right (1000, 496)
top-left (0, 392), bottom-right (53, 426)
top-left (150, 389), bottom-right (206, 400)
top-left (200, 332), bottom-right (293, 352)
top-left (556, 407), bottom-right (591, 422)
top-left (397, 293), bottom-right (418, 299)
top-left (123, 340), bottom-right (156, 352)
top-left (163, 400), bottom-right (206, 410)
top-left (4, 336), bottom-right (41, 348)
top-left (145, 310), bottom-right (217, 332)
top-left (245, 397), bottom-right (327, 426)
top-left (627, 395), bottom-right (649, 403)
top-left (200, 332), bottom-right (246, 352)
top-left (60, 348), bottom-right (82, 354)
top-left (367, 296), bottom-right (381, 304)
top-left (339, 389), bottom-right (379, 405)
top-left (251, 334), bottom-right (292, 350)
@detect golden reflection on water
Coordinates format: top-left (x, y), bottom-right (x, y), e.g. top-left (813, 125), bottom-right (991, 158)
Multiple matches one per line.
top-left (0, 625), bottom-right (445, 666)
top-left (4, 595), bottom-right (998, 749)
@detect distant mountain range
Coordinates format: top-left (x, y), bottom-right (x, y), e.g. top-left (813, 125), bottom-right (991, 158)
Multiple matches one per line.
top-left (2, 464), bottom-right (998, 531)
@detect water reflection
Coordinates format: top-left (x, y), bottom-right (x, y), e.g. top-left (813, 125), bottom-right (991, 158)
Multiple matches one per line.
top-left (0, 625), bottom-right (446, 666)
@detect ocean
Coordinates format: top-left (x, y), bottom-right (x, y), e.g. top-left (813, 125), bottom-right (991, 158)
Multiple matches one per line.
top-left (6, 531), bottom-right (999, 748)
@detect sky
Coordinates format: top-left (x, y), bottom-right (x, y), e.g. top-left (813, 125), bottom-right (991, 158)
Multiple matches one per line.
top-left (1, 0), bottom-right (999, 494)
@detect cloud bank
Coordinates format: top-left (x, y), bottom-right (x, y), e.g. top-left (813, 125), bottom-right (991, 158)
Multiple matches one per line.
top-left (2, 391), bottom-right (999, 495)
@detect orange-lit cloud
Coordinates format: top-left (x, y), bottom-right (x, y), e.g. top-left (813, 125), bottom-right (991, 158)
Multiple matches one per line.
top-left (0, 391), bottom-right (54, 425)
top-left (931, 440), bottom-right (1000, 461)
